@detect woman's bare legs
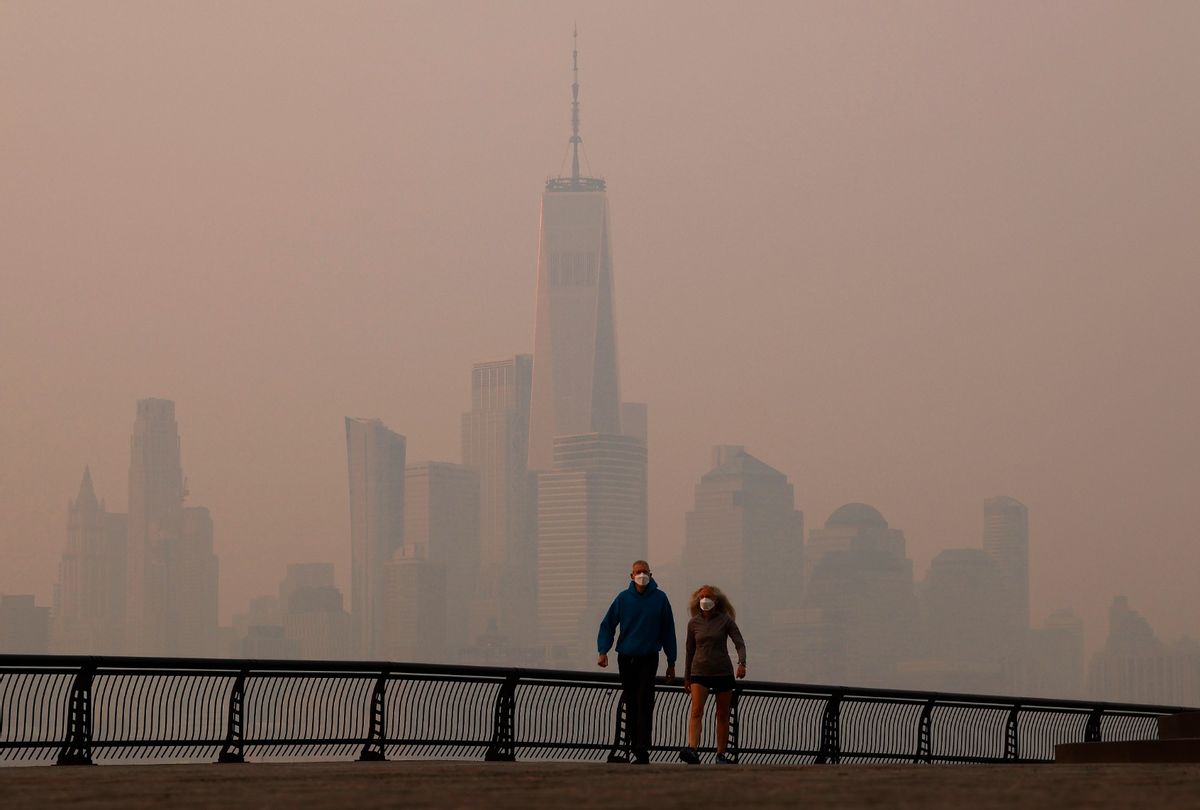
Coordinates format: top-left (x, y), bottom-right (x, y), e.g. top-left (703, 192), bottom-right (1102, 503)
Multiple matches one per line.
top-left (687, 683), bottom-right (709, 748)
top-left (715, 690), bottom-right (733, 754)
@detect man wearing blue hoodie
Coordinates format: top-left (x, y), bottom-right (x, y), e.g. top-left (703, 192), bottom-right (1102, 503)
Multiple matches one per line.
top-left (597, 559), bottom-right (677, 764)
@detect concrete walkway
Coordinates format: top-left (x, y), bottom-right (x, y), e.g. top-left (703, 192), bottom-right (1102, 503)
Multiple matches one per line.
top-left (4, 761), bottom-right (1200, 809)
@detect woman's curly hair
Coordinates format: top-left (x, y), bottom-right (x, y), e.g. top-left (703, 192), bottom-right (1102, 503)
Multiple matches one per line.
top-left (688, 585), bottom-right (735, 619)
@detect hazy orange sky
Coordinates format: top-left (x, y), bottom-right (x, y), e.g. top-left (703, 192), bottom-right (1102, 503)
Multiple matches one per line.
top-left (2, 2), bottom-right (1198, 651)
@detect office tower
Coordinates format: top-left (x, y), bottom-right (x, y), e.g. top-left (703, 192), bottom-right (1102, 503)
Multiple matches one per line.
top-left (537, 433), bottom-right (646, 659)
top-left (922, 548), bottom-right (1004, 666)
top-left (897, 549), bottom-right (1006, 693)
top-left (982, 496), bottom-right (1030, 655)
top-left (462, 355), bottom-right (535, 650)
top-left (380, 544), bottom-right (447, 663)
top-left (53, 467), bottom-right (127, 653)
top-left (682, 446), bottom-right (804, 645)
top-left (345, 417), bottom-right (406, 657)
top-left (125, 398), bottom-right (218, 656)
top-left (125, 398), bottom-right (184, 654)
top-left (528, 38), bottom-right (622, 471)
top-left (1088, 596), bottom-right (1200, 705)
top-left (1021, 609), bottom-right (1085, 699)
top-left (798, 504), bottom-right (918, 686)
top-left (279, 563), bottom-right (352, 659)
top-left (162, 506), bottom-right (219, 656)
top-left (0, 595), bottom-right (51, 653)
top-left (404, 462), bottom-right (480, 655)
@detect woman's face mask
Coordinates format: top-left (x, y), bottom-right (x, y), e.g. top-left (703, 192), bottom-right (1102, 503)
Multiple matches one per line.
top-left (699, 597), bottom-right (716, 612)
top-left (633, 573), bottom-right (650, 587)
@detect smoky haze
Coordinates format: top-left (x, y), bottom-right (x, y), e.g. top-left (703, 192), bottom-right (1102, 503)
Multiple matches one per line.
top-left (2, 2), bottom-right (1199, 697)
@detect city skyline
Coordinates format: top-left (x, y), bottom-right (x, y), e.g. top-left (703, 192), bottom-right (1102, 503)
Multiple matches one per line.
top-left (3, 3), bottom-right (1199, 659)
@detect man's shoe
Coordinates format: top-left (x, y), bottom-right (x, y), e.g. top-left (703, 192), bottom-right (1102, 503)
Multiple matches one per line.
top-left (678, 747), bottom-right (700, 765)
top-left (715, 752), bottom-right (736, 765)
top-left (632, 752), bottom-right (651, 765)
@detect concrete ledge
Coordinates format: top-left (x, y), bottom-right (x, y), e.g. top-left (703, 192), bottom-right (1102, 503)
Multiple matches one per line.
top-left (1056, 739), bottom-right (1200, 763)
top-left (1157, 712), bottom-right (1200, 740)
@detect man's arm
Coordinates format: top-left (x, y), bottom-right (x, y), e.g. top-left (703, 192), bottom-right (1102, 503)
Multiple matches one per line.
top-left (597, 595), bottom-right (621, 663)
top-left (660, 594), bottom-right (678, 665)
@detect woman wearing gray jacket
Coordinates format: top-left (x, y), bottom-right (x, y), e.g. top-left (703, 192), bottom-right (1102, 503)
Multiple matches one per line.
top-left (678, 585), bottom-right (746, 764)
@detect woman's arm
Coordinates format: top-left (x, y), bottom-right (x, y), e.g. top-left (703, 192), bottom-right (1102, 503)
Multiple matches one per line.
top-left (728, 617), bottom-right (747, 669)
top-left (684, 620), bottom-right (696, 682)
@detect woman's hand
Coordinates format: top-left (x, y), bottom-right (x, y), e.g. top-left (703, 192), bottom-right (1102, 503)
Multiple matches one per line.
top-left (683, 676), bottom-right (691, 689)
top-left (736, 664), bottom-right (746, 679)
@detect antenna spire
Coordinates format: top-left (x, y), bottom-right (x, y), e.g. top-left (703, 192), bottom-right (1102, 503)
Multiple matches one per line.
top-left (570, 26), bottom-right (581, 182)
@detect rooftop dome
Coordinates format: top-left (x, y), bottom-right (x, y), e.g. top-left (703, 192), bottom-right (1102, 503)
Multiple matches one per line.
top-left (825, 502), bottom-right (888, 529)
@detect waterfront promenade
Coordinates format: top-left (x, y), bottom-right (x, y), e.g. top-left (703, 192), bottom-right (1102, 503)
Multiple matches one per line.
top-left (4, 762), bottom-right (1200, 809)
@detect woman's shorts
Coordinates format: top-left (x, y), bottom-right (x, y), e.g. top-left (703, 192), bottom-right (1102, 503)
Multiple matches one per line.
top-left (690, 674), bottom-right (736, 694)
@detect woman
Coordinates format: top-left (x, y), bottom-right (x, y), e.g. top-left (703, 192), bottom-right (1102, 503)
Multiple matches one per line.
top-left (679, 585), bottom-right (746, 765)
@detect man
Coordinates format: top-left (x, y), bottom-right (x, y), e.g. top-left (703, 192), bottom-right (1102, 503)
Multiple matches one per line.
top-left (597, 559), bottom-right (677, 764)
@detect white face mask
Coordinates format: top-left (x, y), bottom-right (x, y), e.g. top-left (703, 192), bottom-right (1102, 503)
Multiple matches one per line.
top-left (699, 597), bottom-right (716, 611)
top-left (633, 573), bottom-right (650, 587)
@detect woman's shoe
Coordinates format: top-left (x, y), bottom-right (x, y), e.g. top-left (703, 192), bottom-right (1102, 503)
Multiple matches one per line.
top-left (715, 753), bottom-right (736, 765)
top-left (678, 747), bottom-right (700, 765)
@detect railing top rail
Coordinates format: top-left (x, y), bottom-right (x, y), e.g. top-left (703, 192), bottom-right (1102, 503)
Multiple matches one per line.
top-left (0, 654), bottom-right (1192, 716)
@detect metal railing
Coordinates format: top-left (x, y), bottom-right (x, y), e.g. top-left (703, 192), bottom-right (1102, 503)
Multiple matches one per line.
top-left (0, 655), bottom-right (1188, 766)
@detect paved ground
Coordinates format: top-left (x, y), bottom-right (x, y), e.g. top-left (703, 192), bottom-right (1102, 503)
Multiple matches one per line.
top-left (4, 761), bottom-right (1200, 809)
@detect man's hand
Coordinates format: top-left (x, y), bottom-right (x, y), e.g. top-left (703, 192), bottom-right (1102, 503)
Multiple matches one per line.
top-left (597, 653), bottom-right (608, 668)
top-left (736, 663), bottom-right (747, 679)
top-left (665, 665), bottom-right (676, 684)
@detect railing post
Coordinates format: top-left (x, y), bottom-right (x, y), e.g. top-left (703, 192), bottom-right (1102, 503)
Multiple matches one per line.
top-left (913, 697), bottom-right (935, 764)
top-left (725, 687), bottom-right (741, 764)
top-left (815, 691), bottom-right (841, 765)
top-left (485, 673), bottom-right (519, 761)
top-left (359, 668), bottom-right (390, 761)
top-left (605, 692), bottom-right (631, 762)
top-left (218, 669), bottom-right (247, 763)
top-left (1085, 708), bottom-right (1104, 743)
top-left (56, 662), bottom-right (95, 766)
top-left (1004, 703), bottom-right (1021, 761)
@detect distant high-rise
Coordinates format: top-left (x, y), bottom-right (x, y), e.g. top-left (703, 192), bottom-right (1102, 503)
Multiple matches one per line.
top-left (796, 504), bottom-right (918, 686)
top-left (404, 461), bottom-right (480, 655)
top-left (345, 417), bottom-right (406, 657)
top-left (380, 543), bottom-right (447, 663)
top-left (921, 548), bottom-right (1004, 668)
top-left (53, 467), bottom-right (127, 653)
top-left (125, 398), bottom-right (184, 654)
top-left (125, 399), bottom-right (217, 656)
top-left (683, 446), bottom-right (804, 641)
top-left (461, 355), bottom-right (535, 646)
top-left (537, 433), bottom-right (646, 658)
top-left (982, 496), bottom-right (1029, 653)
top-left (0, 595), bottom-right (51, 654)
top-left (528, 36), bottom-right (622, 471)
top-left (279, 563), bottom-right (353, 660)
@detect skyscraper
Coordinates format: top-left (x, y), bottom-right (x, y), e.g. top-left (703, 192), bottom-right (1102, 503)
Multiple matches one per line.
top-left (461, 355), bottom-right (535, 647)
top-left (682, 446), bottom-right (804, 642)
top-left (345, 417), bottom-right (406, 657)
top-left (125, 398), bottom-right (217, 656)
top-left (404, 461), bottom-right (480, 654)
top-left (796, 504), bottom-right (918, 686)
top-left (53, 467), bottom-right (127, 654)
top-left (528, 36), bottom-right (621, 471)
top-left (537, 433), bottom-right (646, 659)
top-left (125, 398), bottom-right (184, 655)
top-left (982, 496), bottom-right (1030, 654)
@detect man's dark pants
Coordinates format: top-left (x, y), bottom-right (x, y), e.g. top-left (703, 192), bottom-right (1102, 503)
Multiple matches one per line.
top-left (617, 653), bottom-right (659, 760)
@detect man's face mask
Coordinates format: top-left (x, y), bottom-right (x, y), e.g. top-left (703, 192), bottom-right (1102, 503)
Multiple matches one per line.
top-left (633, 573), bottom-right (650, 587)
